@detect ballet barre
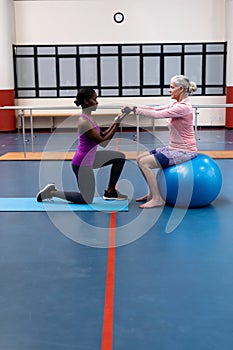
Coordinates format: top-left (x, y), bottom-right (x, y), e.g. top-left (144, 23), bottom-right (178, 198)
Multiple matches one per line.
top-left (1, 104), bottom-right (233, 158)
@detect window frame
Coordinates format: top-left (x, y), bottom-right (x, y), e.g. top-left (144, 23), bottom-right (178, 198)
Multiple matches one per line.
top-left (13, 42), bottom-right (227, 98)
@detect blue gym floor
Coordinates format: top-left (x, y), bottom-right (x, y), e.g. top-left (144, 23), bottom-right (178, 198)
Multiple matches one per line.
top-left (0, 128), bottom-right (233, 350)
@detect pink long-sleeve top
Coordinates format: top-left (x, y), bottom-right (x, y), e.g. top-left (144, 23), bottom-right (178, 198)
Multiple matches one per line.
top-left (135, 98), bottom-right (197, 152)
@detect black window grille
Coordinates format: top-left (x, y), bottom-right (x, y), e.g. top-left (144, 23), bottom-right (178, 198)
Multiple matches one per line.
top-left (13, 42), bottom-right (227, 98)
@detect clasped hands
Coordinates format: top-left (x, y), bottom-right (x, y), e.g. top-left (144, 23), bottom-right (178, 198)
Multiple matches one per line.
top-left (114, 105), bottom-right (137, 123)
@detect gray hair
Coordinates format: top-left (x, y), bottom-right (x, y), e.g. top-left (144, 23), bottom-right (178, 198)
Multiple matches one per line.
top-left (171, 75), bottom-right (197, 96)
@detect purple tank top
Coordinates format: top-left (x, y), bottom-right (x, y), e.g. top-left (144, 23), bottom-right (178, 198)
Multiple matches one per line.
top-left (72, 114), bottom-right (101, 166)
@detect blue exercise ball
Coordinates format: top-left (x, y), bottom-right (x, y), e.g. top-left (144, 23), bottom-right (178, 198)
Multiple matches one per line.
top-left (157, 154), bottom-right (222, 208)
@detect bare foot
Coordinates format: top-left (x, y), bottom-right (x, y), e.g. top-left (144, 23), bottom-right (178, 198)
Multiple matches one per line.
top-left (139, 198), bottom-right (165, 209)
top-left (136, 194), bottom-right (151, 202)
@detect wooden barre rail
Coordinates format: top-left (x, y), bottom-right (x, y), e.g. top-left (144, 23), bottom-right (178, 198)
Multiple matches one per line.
top-left (1, 104), bottom-right (233, 158)
top-left (1, 150), bottom-right (233, 161)
top-left (17, 111), bottom-right (120, 132)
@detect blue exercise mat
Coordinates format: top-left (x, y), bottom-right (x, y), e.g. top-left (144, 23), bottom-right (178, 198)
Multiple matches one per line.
top-left (0, 197), bottom-right (128, 212)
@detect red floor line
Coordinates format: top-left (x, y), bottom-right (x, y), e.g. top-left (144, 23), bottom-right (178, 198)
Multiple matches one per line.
top-left (115, 136), bottom-right (119, 151)
top-left (101, 212), bottom-right (116, 350)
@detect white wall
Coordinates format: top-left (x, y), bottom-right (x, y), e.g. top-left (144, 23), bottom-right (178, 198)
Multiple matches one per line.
top-left (0, 0), bottom-right (15, 88)
top-left (14, 0), bottom-right (226, 44)
top-left (13, 0), bottom-right (227, 126)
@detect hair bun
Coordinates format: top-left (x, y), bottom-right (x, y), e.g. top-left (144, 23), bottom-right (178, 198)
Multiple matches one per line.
top-left (75, 97), bottom-right (81, 106)
top-left (188, 81), bottom-right (197, 94)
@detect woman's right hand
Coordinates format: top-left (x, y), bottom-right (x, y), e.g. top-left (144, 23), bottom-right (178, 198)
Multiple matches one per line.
top-left (114, 113), bottom-right (127, 123)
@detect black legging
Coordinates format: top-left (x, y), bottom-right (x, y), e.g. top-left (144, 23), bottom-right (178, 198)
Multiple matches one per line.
top-left (62, 150), bottom-right (125, 204)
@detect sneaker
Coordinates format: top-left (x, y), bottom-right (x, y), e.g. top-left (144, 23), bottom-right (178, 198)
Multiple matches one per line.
top-left (103, 189), bottom-right (128, 201)
top-left (36, 184), bottom-right (56, 202)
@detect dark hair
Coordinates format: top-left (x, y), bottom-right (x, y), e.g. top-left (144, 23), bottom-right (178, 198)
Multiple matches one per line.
top-left (74, 88), bottom-right (96, 108)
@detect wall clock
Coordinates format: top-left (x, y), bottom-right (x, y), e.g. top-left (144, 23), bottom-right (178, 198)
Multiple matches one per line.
top-left (113, 12), bottom-right (124, 24)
